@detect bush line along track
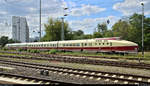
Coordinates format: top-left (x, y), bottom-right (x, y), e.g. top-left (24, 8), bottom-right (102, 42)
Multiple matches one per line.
top-left (0, 59), bottom-right (150, 84)
top-left (0, 72), bottom-right (73, 85)
top-left (0, 53), bottom-right (150, 70)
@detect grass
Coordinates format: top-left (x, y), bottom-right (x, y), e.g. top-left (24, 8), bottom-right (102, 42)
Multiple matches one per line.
top-left (0, 49), bottom-right (150, 60)
top-left (0, 52), bottom-right (33, 58)
top-left (55, 51), bottom-right (150, 59)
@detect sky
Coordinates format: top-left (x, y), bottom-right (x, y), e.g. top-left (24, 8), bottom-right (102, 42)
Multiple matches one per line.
top-left (0, 0), bottom-right (149, 38)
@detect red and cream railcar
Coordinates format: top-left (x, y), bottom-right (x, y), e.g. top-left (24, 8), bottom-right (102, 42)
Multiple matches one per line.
top-left (5, 37), bottom-right (138, 54)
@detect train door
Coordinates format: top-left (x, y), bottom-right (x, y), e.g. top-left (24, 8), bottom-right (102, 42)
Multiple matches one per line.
top-left (81, 43), bottom-right (84, 52)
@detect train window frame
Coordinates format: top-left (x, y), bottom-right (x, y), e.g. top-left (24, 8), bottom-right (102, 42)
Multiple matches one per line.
top-left (103, 43), bottom-right (105, 45)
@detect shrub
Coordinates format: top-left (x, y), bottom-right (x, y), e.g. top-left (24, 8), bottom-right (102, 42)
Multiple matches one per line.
top-left (27, 49), bottom-right (31, 52)
top-left (48, 49), bottom-right (57, 54)
top-left (2, 48), bottom-right (8, 51)
top-left (27, 49), bottom-right (40, 53)
top-left (18, 48), bottom-right (24, 52)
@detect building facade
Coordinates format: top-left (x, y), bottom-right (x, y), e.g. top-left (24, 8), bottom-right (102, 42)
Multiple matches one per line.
top-left (12, 16), bottom-right (29, 43)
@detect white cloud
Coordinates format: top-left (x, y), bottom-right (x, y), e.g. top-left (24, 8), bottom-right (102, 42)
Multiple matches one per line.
top-left (28, 7), bottom-right (37, 12)
top-left (71, 4), bottom-right (106, 16)
top-left (69, 16), bottom-right (120, 34)
top-left (0, 11), bottom-right (7, 15)
top-left (0, 23), bottom-right (12, 38)
top-left (113, 0), bottom-right (150, 16)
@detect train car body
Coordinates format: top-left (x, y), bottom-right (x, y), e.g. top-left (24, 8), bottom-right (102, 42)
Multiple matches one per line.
top-left (5, 37), bottom-right (138, 54)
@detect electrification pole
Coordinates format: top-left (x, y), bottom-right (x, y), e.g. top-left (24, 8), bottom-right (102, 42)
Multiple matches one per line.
top-left (141, 2), bottom-right (144, 57)
top-left (39, 0), bottom-right (41, 41)
top-left (139, 2), bottom-right (144, 63)
top-left (61, 17), bottom-right (64, 40)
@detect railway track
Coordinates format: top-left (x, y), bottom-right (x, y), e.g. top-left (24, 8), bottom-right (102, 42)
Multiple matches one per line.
top-left (0, 59), bottom-right (150, 84)
top-left (0, 72), bottom-right (72, 84)
top-left (0, 53), bottom-right (150, 70)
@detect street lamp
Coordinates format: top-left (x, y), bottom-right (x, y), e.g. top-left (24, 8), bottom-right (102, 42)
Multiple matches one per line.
top-left (141, 2), bottom-right (144, 58)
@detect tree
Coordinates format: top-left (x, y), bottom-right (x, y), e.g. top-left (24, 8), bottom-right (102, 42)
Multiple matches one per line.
top-left (97, 22), bottom-right (107, 35)
top-left (93, 32), bottom-right (103, 38)
top-left (0, 36), bottom-right (18, 47)
top-left (72, 30), bottom-right (84, 40)
top-left (0, 36), bottom-right (9, 47)
top-left (112, 19), bottom-right (131, 40)
top-left (41, 18), bottom-right (71, 41)
top-left (82, 34), bottom-right (93, 39)
top-left (104, 30), bottom-right (114, 37)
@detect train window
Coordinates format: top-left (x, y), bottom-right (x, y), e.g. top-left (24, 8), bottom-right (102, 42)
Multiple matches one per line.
top-left (81, 43), bottom-right (84, 46)
top-left (73, 44), bottom-right (75, 46)
top-left (95, 43), bottom-right (97, 45)
top-left (85, 43), bottom-right (87, 46)
top-left (107, 43), bottom-right (109, 45)
top-left (89, 43), bottom-right (92, 46)
top-left (99, 43), bottom-right (101, 45)
top-left (103, 43), bottom-right (105, 45)
top-left (110, 42), bottom-right (112, 46)
top-left (76, 43), bottom-right (79, 46)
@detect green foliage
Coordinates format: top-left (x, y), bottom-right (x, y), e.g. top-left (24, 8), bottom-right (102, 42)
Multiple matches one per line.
top-left (0, 36), bottom-right (20, 47)
top-left (48, 49), bottom-right (57, 54)
top-left (82, 34), bottom-right (93, 39)
top-left (41, 18), bottom-right (71, 41)
top-left (112, 20), bottom-right (131, 40)
top-left (103, 30), bottom-right (114, 37)
top-left (2, 47), bottom-right (8, 51)
top-left (93, 32), bottom-right (103, 38)
top-left (97, 23), bottom-right (107, 34)
top-left (0, 36), bottom-right (9, 47)
top-left (18, 48), bottom-right (24, 52)
top-left (27, 49), bottom-right (40, 53)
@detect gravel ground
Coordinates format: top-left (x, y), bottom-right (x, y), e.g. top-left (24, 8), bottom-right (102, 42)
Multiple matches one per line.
top-left (0, 64), bottom-right (112, 84)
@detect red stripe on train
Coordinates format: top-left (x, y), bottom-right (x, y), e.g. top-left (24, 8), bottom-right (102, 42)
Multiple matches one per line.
top-left (9, 46), bottom-right (138, 51)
